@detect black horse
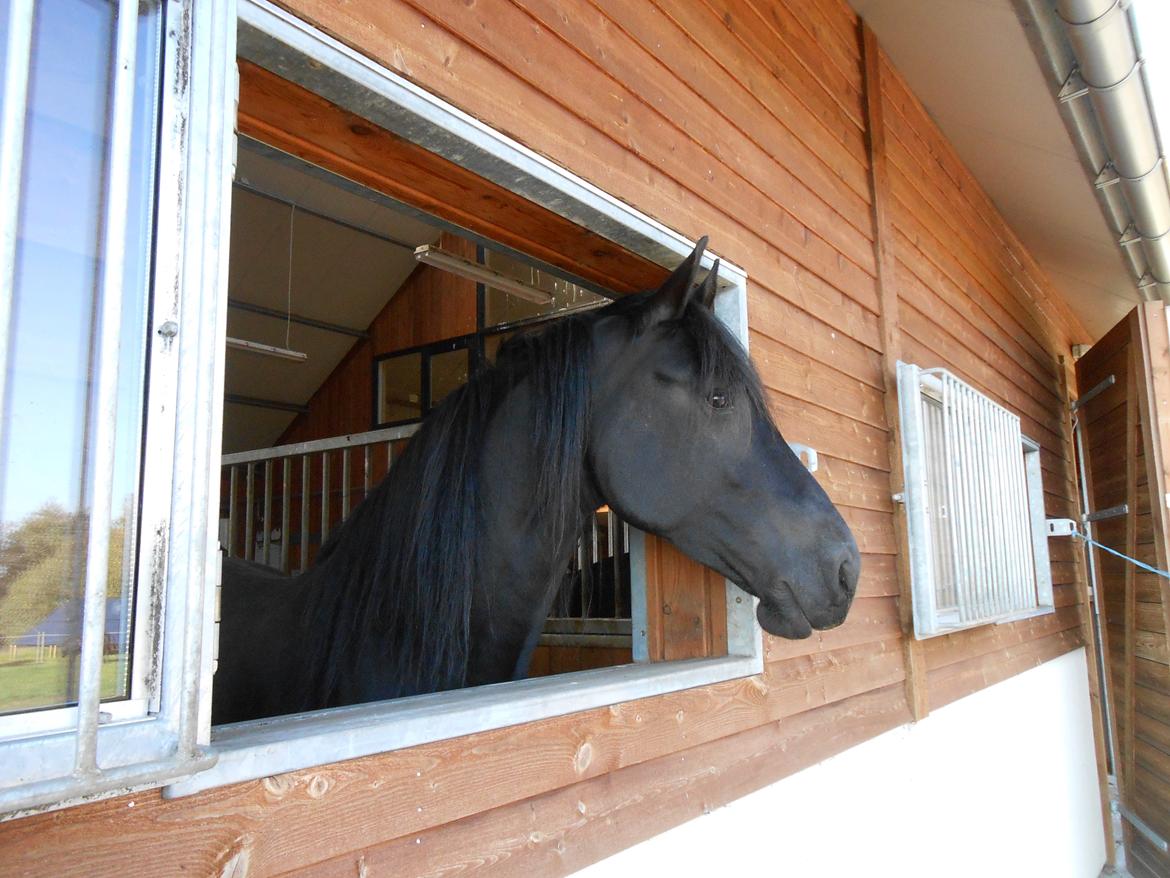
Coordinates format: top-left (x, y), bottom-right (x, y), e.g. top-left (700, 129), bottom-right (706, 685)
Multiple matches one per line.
top-left (214, 239), bottom-right (860, 724)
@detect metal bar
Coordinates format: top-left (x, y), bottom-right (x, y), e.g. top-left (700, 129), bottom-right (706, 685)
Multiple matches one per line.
top-left (341, 447), bottom-right (351, 519)
top-left (1071, 374), bottom-right (1115, 411)
top-left (75, 0), bottom-right (141, 776)
top-left (1119, 803), bottom-right (1170, 853)
top-left (542, 618), bottom-right (631, 636)
top-left (225, 393), bottom-right (309, 414)
top-left (228, 297), bottom-right (370, 339)
top-left (300, 455), bottom-right (309, 574)
top-left (222, 423), bottom-right (418, 465)
top-left (0, 0), bottom-right (36, 483)
top-left (609, 511), bottom-right (620, 618)
top-left (244, 463), bottom-right (255, 562)
top-left (280, 458), bottom-right (290, 573)
top-left (1085, 503), bottom-right (1129, 522)
top-left (363, 444), bottom-right (372, 497)
top-left (537, 633), bottom-right (632, 649)
top-left (227, 466), bottom-right (238, 557)
top-left (261, 459), bottom-right (273, 565)
top-left (320, 451), bottom-right (330, 544)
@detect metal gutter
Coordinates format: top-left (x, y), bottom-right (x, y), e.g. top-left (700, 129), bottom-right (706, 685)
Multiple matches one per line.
top-left (1017, 0), bottom-right (1170, 301)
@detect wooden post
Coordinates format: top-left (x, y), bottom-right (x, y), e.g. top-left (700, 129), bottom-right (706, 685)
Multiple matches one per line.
top-left (861, 23), bottom-right (928, 721)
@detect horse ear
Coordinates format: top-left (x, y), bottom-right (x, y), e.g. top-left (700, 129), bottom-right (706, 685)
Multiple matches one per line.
top-left (699, 259), bottom-right (720, 310)
top-left (646, 236), bottom-right (708, 323)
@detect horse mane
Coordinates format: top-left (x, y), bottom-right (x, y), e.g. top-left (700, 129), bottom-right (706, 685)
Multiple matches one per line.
top-left (301, 309), bottom-right (595, 706)
top-left (299, 284), bottom-right (770, 707)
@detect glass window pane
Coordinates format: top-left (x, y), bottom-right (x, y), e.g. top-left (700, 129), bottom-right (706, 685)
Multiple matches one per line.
top-left (428, 347), bottom-right (469, 408)
top-left (0, 2), bottom-right (162, 715)
top-left (377, 353), bottom-right (423, 423)
top-left (482, 249), bottom-right (608, 328)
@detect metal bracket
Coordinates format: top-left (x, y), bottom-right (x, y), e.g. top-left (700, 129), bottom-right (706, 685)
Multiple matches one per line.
top-left (1119, 223), bottom-right (1142, 247)
top-left (1046, 518), bottom-right (1078, 537)
top-left (1058, 67), bottom-right (1089, 102)
top-left (1070, 374), bottom-right (1115, 411)
top-left (1094, 164), bottom-right (1120, 189)
top-left (1119, 803), bottom-right (1170, 854)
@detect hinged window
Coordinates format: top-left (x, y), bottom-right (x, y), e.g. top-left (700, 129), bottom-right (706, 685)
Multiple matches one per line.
top-left (897, 362), bottom-right (1054, 638)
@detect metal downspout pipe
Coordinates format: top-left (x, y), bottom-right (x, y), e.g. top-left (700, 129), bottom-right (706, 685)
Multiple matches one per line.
top-left (1057, 0), bottom-right (1170, 301)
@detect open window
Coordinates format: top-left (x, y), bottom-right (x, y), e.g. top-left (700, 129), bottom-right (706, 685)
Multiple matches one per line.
top-left (1, 0), bottom-right (779, 813)
top-left (896, 362), bottom-right (1054, 637)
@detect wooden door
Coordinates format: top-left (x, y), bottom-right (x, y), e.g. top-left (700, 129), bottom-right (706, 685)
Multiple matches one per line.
top-left (1077, 303), bottom-right (1170, 877)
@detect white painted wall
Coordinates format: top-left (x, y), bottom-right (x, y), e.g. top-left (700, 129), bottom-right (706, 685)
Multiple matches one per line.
top-left (576, 648), bottom-right (1105, 878)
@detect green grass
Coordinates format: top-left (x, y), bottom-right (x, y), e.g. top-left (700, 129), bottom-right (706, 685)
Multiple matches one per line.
top-left (0, 647), bottom-right (126, 713)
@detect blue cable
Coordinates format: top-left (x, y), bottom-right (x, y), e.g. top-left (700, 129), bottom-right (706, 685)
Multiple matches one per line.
top-left (1074, 532), bottom-right (1170, 580)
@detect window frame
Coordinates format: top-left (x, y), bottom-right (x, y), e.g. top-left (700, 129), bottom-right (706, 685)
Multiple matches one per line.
top-left (896, 360), bottom-right (1055, 639)
top-left (162, 0), bottom-right (765, 799)
top-left (0, 0), bottom-right (234, 815)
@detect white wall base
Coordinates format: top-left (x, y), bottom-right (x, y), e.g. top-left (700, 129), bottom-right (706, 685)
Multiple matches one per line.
top-left (576, 647), bottom-right (1105, 878)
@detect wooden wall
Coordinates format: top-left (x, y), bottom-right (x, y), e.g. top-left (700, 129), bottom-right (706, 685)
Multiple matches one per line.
top-left (0, 1), bottom-right (1110, 874)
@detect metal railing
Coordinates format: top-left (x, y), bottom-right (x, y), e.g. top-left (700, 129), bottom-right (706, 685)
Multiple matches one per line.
top-left (221, 424), bottom-right (419, 573)
top-left (221, 427), bottom-right (636, 648)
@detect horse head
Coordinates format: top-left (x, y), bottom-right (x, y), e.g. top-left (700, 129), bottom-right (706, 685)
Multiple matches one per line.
top-left (588, 239), bottom-right (860, 639)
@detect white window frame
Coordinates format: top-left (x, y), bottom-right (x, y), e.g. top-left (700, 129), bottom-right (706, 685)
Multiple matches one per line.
top-left (896, 361), bottom-right (1055, 639)
top-left (0, 0), bottom-right (234, 816)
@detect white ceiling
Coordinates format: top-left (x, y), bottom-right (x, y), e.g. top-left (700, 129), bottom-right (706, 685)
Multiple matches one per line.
top-left (223, 143), bottom-right (441, 452)
top-left (851, 0), bottom-right (1139, 341)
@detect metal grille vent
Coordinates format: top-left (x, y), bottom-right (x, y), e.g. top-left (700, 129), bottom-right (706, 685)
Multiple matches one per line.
top-left (897, 363), bottom-right (1054, 637)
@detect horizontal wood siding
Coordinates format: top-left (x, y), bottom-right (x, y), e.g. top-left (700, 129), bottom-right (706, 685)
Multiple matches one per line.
top-left (0, 1), bottom-right (1103, 874)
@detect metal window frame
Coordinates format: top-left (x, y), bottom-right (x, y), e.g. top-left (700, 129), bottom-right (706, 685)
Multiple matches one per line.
top-left (897, 361), bottom-right (1055, 639)
top-left (0, 0), bottom-right (235, 818)
top-left (162, 0), bottom-right (765, 799)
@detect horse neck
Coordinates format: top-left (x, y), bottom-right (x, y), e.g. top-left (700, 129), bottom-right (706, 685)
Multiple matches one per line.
top-left (466, 386), bottom-right (600, 684)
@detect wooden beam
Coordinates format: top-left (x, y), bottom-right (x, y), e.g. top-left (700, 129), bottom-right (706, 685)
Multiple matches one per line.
top-left (860, 22), bottom-right (928, 721)
top-left (1058, 354), bottom-right (1117, 867)
top-left (1135, 302), bottom-right (1170, 649)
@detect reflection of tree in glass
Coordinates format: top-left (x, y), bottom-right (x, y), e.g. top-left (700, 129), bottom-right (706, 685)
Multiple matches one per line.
top-left (0, 504), bottom-right (126, 648)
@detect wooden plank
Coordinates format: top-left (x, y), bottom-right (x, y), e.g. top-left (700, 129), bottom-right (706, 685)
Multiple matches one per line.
top-left (285, 683), bottom-right (912, 878)
top-left (764, 595), bottom-right (902, 662)
top-left (861, 24), bottom-right (927, 720)
top-left (927, 628), bottom-right (1083, 711)
top-left (591, 0), bottom-right (873, 233)
top-left (510, 0), bottom-right (876, 264)
top-left (642, 535), bottom-right (727, 661)
top-left (643, 0), bottom-right (872, 198)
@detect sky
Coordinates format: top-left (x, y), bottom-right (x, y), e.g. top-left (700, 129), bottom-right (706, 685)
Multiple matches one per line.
top-left (1132, 0), bottom-right (1170, 161)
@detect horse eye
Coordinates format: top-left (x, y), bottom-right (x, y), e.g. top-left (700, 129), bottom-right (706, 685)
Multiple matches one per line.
top-left (709, 390), bottom-right (730, 409)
